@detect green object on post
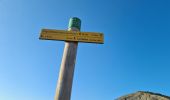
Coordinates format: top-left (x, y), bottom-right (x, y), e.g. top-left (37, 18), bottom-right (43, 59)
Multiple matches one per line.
top-left (68, 17), bottom-right (81, 30)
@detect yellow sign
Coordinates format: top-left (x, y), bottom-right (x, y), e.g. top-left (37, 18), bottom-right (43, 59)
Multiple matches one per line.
top-left (39, 29), bottom-right (104, 44)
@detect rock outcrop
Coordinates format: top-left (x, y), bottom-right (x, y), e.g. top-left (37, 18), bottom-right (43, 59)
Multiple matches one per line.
top-left (116, 91), bottom-right (170, 100)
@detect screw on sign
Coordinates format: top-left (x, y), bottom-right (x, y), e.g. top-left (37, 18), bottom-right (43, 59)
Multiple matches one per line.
top-left (39, 17), bottom-right (104, 100)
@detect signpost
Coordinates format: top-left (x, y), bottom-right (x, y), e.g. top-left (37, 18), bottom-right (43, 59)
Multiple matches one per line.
top-left (40, 29), bottom-right (104, 43)
top-left (39, 17), bottom-right (104, 100)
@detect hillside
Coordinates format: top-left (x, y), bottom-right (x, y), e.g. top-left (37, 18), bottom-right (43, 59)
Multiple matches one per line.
top-left (116, 91), bottom-right (170, 100)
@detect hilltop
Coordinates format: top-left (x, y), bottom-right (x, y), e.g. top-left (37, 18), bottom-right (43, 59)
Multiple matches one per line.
top-left (116, 91), bottom-right (170, 100)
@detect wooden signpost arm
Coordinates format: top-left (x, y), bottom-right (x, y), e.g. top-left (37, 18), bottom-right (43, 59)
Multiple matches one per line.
top-left (54, 17), bottom-right (81, 100)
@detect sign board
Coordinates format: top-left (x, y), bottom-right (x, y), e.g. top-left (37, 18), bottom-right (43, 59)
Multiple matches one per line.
top-left (39, 29), bottom-right (104, 44)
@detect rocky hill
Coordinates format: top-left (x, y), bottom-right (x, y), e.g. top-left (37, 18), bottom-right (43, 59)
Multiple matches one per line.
top-left (116, 91), bottom-right (170, 100)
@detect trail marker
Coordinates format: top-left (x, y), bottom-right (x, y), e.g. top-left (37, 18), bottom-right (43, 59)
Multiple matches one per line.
top-left (40, 29), bottom-right (104, 44)
top-left (39, 17), bottom-right (104, 100)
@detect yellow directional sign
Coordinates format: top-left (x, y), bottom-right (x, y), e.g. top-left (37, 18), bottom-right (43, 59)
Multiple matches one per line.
top-left (39, 29), bottom-right (104, 44)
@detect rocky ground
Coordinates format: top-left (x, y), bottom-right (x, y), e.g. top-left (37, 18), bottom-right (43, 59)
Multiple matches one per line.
top-left (116, 91), bottom-right (170, 100)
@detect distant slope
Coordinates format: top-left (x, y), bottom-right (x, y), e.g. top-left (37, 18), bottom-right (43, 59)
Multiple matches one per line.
top-left (116, 91), bottom-right (170, 100)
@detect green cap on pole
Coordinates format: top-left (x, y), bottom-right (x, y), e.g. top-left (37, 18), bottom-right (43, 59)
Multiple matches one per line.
top-left (68, 17), bottom-right (81, 30)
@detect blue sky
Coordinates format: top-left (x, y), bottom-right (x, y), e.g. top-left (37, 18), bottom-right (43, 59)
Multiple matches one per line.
top-left (0, 0), bottom-right (170, 100)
